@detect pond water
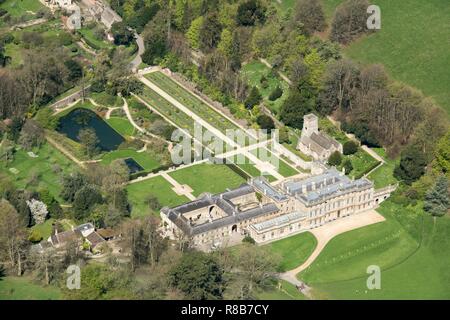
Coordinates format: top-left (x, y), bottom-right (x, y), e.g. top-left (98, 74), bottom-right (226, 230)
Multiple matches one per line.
top-left (124, 158), bottom-right (144, 174)
top-left (57, 108), bottom-right (125, 151)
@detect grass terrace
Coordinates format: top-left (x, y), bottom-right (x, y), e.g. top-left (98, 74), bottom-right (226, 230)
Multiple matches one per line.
top-left (168, 163), bottom-right (246, 197)
top-left (126, 176), bottom-right (190, 217)
top-left (138, 87), bottom-right (195, 135)
top-left (145, 72), bottom-right (242, 133)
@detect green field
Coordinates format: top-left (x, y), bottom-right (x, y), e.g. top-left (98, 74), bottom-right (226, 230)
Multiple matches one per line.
top-left (1, 143), bottom-right (76, 202)
top-left (266, 232), bottom-right (318, 272)
top-left (241, 60), bottom-right (289, 115)
top-left (0, 0), bottom-right (44, 17)
top-left (323, 0), bottom-right (450, 116)
top-left (0, 277), bottom-right (61, 300)
top-left (101, 148), bottom-right (160, 172)
top-left (168, 163), bottom-right (246, 197)
top-left (106, 117), bottom-right (135, 137)
top-left (126, 176), bottom-right (190, 217)
top-left (298, 199), bottom-right (450, 299)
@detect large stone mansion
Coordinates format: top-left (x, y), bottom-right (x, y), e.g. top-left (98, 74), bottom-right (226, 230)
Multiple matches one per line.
top-left (160, 168), bottom-right (393, 250)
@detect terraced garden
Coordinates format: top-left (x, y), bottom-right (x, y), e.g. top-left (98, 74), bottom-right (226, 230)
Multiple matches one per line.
top-left (138, 87), bottom-right (195, 135)
top-left (145, 72), bottom-right (241, 133)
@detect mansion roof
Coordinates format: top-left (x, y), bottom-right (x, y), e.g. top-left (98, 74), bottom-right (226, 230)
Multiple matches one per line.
top-left (161, 184), bottom-right (279, 236)
top-left (282, 168), bottom-right (373, 206)
top-left (250, 211), bottom-right (308, 233)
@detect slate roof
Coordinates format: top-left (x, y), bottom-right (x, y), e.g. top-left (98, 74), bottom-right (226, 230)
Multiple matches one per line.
top-left (162, 184), bottom-right (279, 236)
top-left (251, 211), bottom-right (308, 232)
top-left (300, 131), bottom-right (341, 156)
top-left (250, 177), bottom-right (288, 202)
top-left (282, 168), bottom-right (373, 206)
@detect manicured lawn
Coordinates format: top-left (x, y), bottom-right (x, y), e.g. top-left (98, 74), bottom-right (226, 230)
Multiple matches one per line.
top-left (306, 201), bottom-right (450, 299)
top-left (0, 277), bottom-right (61, 300)
top-left (106, 117), bottom-right (135, 137)
top-left (101, 149), bottom-right (160, 171)
top-left (367, 148), bottom-right (399, 189)
top-left (266, 232), bottom-right (317, 272)
top-left (255, 280), bottom-right (306, 300)
top-left (168, 163), bottom-right (246, 197)
top-left (1, 143), bottom-right (76, 202)
top-left (126, 176), bottom-right (190, 217)
top-left (0, 0), bottom-right (44, 17)
top-left (299, 206), bottom-right (419, 285)
top-left (323, 0), bottom-right (450, 116)
top-left (241, 60), bottom-right (289, 115)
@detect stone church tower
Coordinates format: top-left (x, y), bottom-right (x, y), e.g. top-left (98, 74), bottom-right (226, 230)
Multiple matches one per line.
top-left (301, 113), bottom-right (319, 137)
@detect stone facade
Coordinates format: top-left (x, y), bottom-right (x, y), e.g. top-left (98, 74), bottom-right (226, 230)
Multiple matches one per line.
top-left (297, 113), bottom-right (343, 161)
top-left (161, 168), bottom-right (392, 251)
